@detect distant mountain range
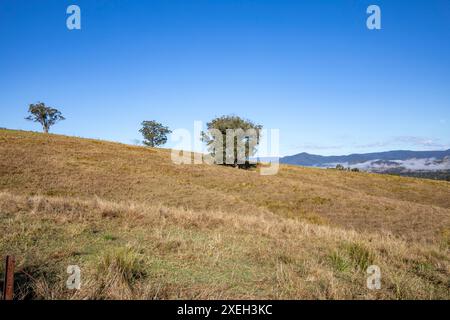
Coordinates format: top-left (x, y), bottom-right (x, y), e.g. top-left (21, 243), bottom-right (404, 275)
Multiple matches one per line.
top-left (278, 149), bottom-right (450, 175)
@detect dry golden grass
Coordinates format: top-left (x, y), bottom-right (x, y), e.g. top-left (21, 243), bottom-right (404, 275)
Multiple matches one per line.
top-left (0, 129), bottom-right (449, 299)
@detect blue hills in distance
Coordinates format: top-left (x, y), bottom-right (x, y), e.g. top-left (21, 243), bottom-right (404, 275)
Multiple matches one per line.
top-left (281, 149), bottom-right (450, 167)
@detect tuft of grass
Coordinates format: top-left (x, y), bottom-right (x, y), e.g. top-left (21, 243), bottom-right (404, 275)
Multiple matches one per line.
top-left (97, 247), bottom-right (146, 285)
top-left (328, 243), bottom-right (375, 274)
top-left (103, 234), bottom-right (117, 241)
top-left (441, 228), bottom-right (450, 249)
top-left (344, 243), bottom-right (375, 272)
top-left (329, 251), bottom-right (350, 273)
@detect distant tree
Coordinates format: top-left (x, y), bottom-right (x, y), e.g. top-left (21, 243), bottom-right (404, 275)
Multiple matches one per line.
top-left (201, 115), bottom-right (262, 168)
top-left (25, 102), bottom-right (65, 133)
top-left (139, 120), bottom-right (172, 147)
top-left (335, 164), bottom-right (345, 170)
top-left (351, 168), bottom-right (360, 172)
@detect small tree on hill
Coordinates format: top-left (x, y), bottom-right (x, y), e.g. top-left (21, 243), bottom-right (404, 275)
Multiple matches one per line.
top-left (139, 120), bottom-right (172, 147)
top-left (201, 115), bottom-right (262, 168)
top-left (25, 102), bottom-right (65, 133)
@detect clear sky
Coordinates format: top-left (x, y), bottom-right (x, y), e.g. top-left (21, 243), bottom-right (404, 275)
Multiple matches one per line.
top-left (1, 0), bottom-right (449, 156)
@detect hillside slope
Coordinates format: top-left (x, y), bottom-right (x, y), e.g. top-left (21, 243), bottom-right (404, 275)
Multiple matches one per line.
top-left (0, 129), bottom-right (449, 299)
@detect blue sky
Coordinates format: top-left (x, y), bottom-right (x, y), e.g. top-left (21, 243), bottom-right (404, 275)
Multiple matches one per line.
top-left (0, 0), bottom-right (449, 156)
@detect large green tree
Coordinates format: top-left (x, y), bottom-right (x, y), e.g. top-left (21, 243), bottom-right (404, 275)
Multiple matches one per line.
top-left (201, 115), bottom-right (262, 168)
top-left (139, 120), bottom-right (172, 147)
top-left (25, 102), bottom-right (65, 133)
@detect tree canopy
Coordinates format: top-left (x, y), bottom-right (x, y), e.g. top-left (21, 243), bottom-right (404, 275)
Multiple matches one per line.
top-left (201, 115), bottom-right (262, 168)
top-left (139, 120), bottom-right (172, 147)
top-left (25, 102), bottom-right (65, 133)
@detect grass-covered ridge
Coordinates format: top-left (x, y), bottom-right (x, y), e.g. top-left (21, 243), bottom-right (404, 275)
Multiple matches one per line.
top-left (0, 129), bottom-right (449, 299)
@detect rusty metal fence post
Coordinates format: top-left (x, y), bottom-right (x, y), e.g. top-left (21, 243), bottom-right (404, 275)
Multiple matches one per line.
top-left (2, 255), bottom-right (15, 300)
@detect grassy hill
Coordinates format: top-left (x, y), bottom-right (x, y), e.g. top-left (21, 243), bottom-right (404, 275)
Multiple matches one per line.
top-left (0, 128), bottom-right (449, 299)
